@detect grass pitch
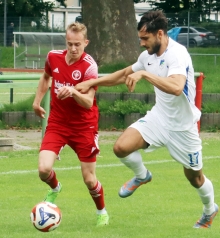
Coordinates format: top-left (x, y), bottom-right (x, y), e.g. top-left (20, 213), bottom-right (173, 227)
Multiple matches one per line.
top-left (0, 135), bottom-right (219, 238)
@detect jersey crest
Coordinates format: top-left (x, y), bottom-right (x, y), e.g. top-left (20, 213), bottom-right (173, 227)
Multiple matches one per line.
top-left (72, 70), bottom-right (81, 80)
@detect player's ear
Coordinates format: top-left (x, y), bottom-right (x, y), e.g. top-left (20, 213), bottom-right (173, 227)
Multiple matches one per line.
top-left (85, 39), bottom-right (89, 47)
top-left (157, 29), bottom-right (163, 38)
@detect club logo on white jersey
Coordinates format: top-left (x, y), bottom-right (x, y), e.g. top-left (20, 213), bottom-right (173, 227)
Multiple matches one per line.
top-left (53, 68), bottom-right (59, 73)
top-left (159, 59), bottom-right (165, 69)
top-left (72, 70), bottom-right (81, 80)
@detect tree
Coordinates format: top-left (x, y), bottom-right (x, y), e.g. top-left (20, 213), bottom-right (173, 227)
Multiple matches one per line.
top-left (136, 0), bottom-right (219, 23)
top-left (0, 0), bottom-right (66, 30)
top-left (212, 0), bottom-right (220, 21)
top-left (81, 0), bottom-right (141, 66)
top-left (212, 0), bottom-right (220, 12)
top-left (137, 0), bottom-right (220, 15)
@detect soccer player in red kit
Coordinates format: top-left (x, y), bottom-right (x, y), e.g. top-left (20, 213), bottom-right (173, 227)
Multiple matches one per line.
top-left (32, 22), bottom-right (109, 227)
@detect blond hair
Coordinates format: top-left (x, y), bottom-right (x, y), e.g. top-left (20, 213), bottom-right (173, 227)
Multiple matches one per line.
top-left (66, 22), bottom-right (87, 39)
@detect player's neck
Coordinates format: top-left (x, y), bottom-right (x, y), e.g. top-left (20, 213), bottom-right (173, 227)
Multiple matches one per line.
top-left (156, 36), bottom-right (169, 57)
top-left (65, 54), bottom-right (80, 65)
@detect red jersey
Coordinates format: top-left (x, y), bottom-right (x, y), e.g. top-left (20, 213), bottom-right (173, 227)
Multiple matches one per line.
top-left (45, 50), bottom-right (99, 131)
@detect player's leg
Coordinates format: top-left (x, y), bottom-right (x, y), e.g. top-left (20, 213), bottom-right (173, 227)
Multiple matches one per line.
top-left (114, 127), bottom-right (152, 198)
top-left (38, 150), bottom-right (62, 203)
top-left (114, 114), bottom-right (167, 198)
top-left (80, 161), bottom-right (109, 226)
top-left (39, 129), bottom-right (66, 203)
top-left (72, 131), bottom-right (109, 226)
top-left (184, 167), bottom-right (218, 228)
top-left (114, 127), bottom-right (149, 179)
top-left (167, 127), bottom-right (218, 228)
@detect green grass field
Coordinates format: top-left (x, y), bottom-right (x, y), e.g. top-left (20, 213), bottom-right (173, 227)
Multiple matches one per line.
top-left (0, 86), bottom-right (36, 106)
top-left (0, 134), bottom-right (219, 238)
top-left (0, 71), bottom-right (40, 106)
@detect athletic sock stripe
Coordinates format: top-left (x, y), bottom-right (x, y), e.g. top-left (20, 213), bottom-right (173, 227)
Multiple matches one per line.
top-left (90, 181), bottom-right (101, 194)
top-left (43, 170), bottom-right (54, 182)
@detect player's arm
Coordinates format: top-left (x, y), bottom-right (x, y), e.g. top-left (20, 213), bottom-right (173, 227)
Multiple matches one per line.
top-left (75, 66), bottom-right (133, 93)
top-left (57, 86), bottom-right (95, 109)
top-left (72, 87), bottom-right (95, 109)
top-left (126, 70), bottom-right (186, 95)
top-left (32, 71), bottom-right (51, 118)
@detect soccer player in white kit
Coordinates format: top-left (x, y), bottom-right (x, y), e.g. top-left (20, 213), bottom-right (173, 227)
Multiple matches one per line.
top-left (75, 10), bottom-right (218, 228)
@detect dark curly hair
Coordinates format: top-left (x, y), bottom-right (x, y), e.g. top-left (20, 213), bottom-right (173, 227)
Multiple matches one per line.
top-left (137, 10), bottom-right (168, 35)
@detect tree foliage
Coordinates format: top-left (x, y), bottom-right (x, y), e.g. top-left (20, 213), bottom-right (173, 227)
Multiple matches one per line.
top-left (0, 0), bottom-right (66, 26)
top-left (134, 0), bottom-right (220, 16)
top-left (133, 0), bottom-right (220, 25)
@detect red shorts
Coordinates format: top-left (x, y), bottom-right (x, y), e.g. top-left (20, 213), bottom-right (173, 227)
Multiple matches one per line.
top-left (40, 124), bottom-right (99, 162)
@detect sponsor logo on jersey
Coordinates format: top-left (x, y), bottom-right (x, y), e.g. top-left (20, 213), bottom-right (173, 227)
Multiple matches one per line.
top-left (72, 70), bottom-right (81, 80)
top-left (53, 68), bottom-right (59, 73)
top-left (54, 80), bottom-right (74, 94)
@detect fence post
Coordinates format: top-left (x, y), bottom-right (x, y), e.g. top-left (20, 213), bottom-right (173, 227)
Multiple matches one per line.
top-left (10, 88), bottom-right (13, 103)
top-left (195, 72), bottom-right (205, 133)
top-left (42, 87), bottom-right (50, 138)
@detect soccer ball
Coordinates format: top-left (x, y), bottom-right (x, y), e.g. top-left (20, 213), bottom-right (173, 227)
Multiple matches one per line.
top-left (30, 202), bottom-right (62, 232)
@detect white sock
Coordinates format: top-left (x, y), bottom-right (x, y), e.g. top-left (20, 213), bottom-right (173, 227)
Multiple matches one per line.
top-left (52, 182), bottom-right (60, 192)
top-left (97, 208), bottom-right (107, 215)
top-left (196, 176), bottom-right (215, 215)
top-left (119, 151), bottom-right (147, 179)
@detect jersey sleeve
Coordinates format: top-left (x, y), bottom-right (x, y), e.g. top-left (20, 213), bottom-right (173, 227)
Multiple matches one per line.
top-left (83, 63), bottom-right (98, 91)
top-left (167, 48), bottom-right (190, 77)
top-left (132, 51), bottom-right (147, 72)
top-left (44, 52), bottom-right (52, 76)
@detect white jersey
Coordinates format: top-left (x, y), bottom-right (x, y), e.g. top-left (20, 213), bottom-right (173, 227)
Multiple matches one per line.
top-left (132, 37), bottom-right (201, 131)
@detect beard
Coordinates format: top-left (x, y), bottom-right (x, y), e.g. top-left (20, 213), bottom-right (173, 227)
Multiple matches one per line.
top-left (147, 39), bottom-right (161, 55)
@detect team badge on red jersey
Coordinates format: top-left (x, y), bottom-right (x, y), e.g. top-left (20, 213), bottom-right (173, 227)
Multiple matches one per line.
top-left (72, 70), bottom-right (81, 80)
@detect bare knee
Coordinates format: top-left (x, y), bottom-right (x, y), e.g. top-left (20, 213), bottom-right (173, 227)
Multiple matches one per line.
top-left (83, 175), bottom-right (97, 189)
top-left (113, 128), bottom-right (147, 158)
top-left (38, 164), bottom-right (51, 180)
top-left (113, 142), bottom-right (128, 158)
top-left (38, 150), bottom-right (56, 180)
top-left (187, 175), bottom-right (204, 188)
top-left (184, 168), bottom-right (205, 188)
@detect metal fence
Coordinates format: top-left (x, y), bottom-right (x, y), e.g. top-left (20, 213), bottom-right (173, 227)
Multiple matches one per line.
top-left (0, 9), bottom-right (220, 46)
top-left (13, 32), bottom-right (66, 69)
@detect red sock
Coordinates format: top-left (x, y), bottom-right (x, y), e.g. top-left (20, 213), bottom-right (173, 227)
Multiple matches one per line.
top-left (40, 170), bottom-right (58, 189)
top-left (89, 181), bottom-right (105, 210)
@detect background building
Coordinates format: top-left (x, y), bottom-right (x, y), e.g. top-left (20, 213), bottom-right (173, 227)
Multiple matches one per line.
top-left (48, 1), bottom-right (151, 30)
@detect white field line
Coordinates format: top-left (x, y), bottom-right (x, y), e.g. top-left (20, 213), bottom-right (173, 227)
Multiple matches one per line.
top-left (0, 156), bottom-right (219, 176)
top-left (0, 93), bottom-right (34, 95)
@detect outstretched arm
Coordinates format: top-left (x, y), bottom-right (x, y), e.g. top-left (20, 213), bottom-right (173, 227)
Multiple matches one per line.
top-left (75, 66), bottom-right (133, 93)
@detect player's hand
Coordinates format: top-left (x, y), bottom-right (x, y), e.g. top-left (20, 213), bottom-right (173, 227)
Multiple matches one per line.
top-left (75, 81), bottom-right (92, 93)
top-left (57, 86), bottom-right (74, 100)
top-left (125, 71), bottom-right (143, 92)
top-left (32, 104), bottom-right (46, 118)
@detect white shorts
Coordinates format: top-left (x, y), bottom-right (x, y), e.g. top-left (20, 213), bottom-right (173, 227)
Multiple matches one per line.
top-left (129, 111), bottom-right (202, 170)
